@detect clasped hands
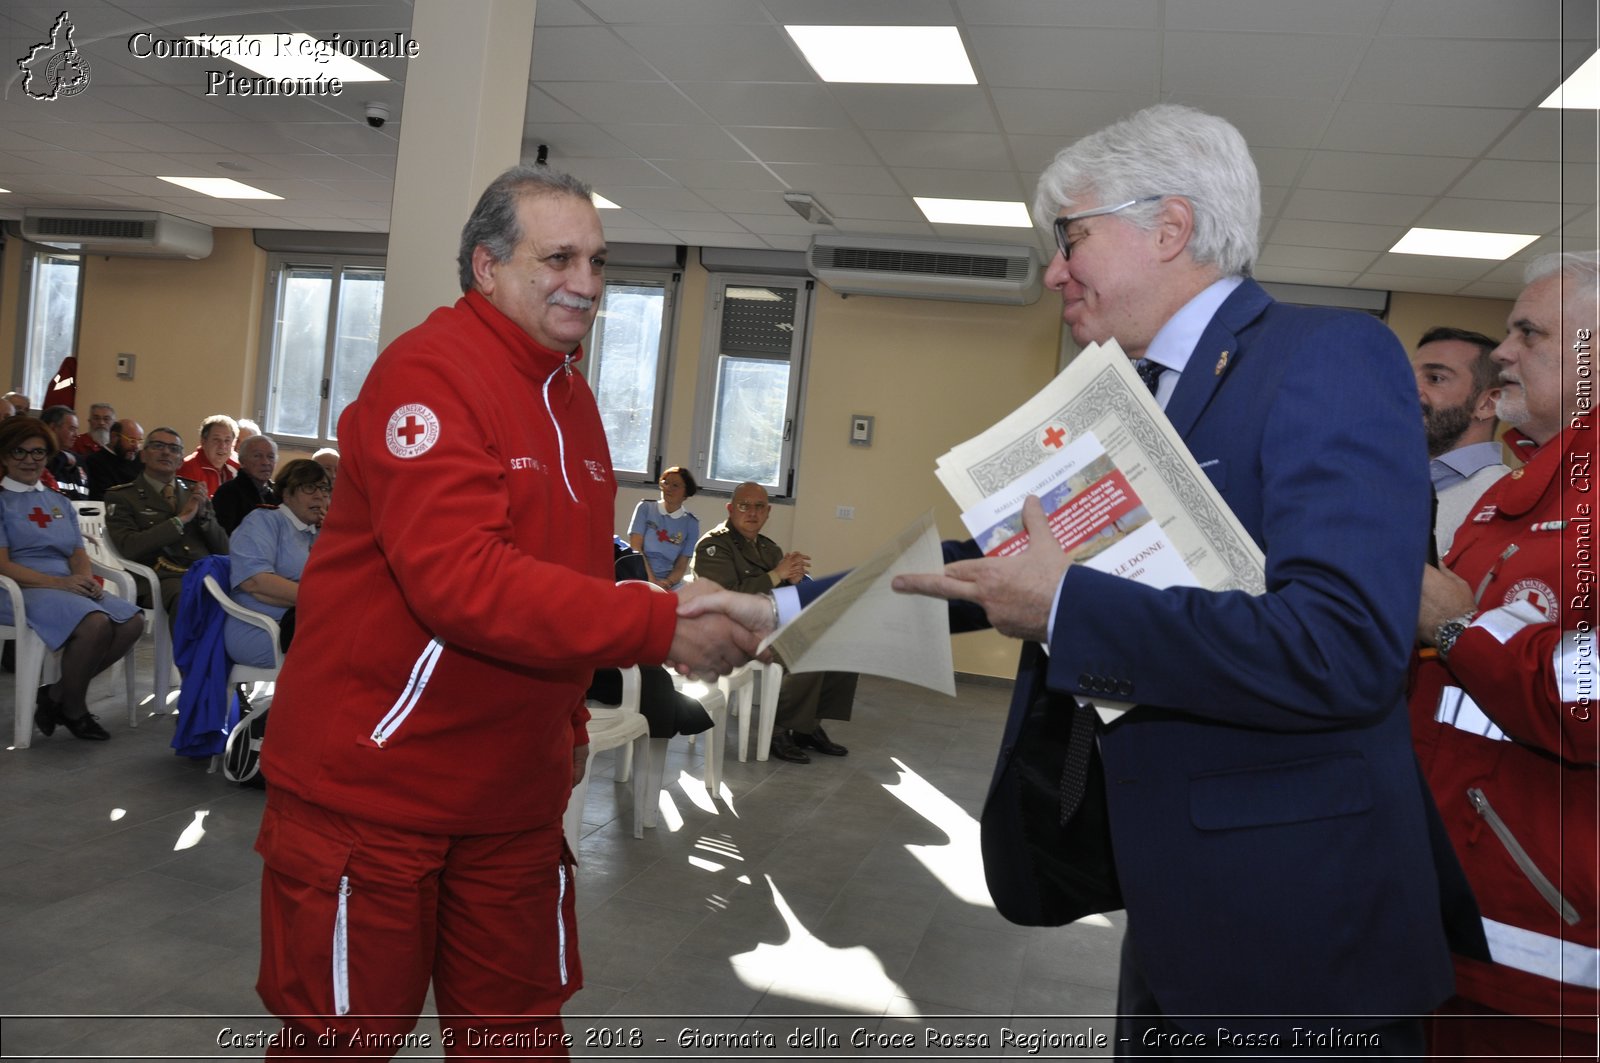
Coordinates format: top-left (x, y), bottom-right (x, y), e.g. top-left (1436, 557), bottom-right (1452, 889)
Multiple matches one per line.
top-left (666, 579), bottom-right (778, 680)
top-left (892, 495), bottom-right (1070, 643)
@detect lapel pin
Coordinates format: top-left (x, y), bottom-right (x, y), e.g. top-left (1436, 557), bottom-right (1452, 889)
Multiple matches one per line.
top-left (1214, 350), bottom-right (1230, 376)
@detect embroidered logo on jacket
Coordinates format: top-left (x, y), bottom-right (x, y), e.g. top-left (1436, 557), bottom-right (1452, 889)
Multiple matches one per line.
top-left (386, 404), bottom-right (440, 459)
top-left (1504, 578), bottom-right (1558, 621)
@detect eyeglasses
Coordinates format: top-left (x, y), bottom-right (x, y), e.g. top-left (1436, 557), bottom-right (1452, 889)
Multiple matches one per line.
top-left (732, 501), bottom-right (769, 513)
top-left (1052, 196), bottom-right (1165, 260)
top-left (144, 440), bottom-right (183, 454)
top-left (8, 447), bottom-right (47, 461)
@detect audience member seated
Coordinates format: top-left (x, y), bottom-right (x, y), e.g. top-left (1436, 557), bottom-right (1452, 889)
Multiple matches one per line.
top-left (225, 459), bottom-right (329, 668)
top-left (236, 418), bottom-right (261, 445)
top-left (213, 434), bottom-right (279, 533)
top-left (75, 402), bottom-right (115, 455)
top-left (177, 414), bottom-right (239, 498)
top-left (104, 426), bottom-right (229, 618)
top-left (311, 447), bottom-right (340, 486)
top-left (4, 393), bottom-right (31, 416)
top-left (40, 406), bottom-right (90, 502)
top-left (628, 465), bottom-right (699, 589)
top-left (85, 420), bottom-right (145, 500)
top-left (0, 417), bottom-right (144, 741)
top-left (585, 539), bottom-right (713, 739)
top-left (0, 398), bottom-right (13, 420)
top-left (691, 480), bottom-right (855, 763)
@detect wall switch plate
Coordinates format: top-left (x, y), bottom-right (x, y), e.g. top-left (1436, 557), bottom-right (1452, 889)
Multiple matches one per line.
top-left (115, 353), bottom-right (136, 379)
top-left (849, 413), bottom-right (873, 446)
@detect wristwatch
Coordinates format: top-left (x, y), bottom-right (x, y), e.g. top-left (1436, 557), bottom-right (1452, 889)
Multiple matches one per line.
top-left (1433, 612), bottom-right (1478, 664)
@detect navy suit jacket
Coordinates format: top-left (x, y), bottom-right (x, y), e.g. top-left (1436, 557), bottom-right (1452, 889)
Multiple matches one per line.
top-left (806, 279), bottom-right (1480, 1027)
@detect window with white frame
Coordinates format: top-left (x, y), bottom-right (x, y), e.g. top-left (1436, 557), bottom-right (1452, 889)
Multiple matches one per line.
top-left (257, 254), bottom-right (385, 447)
top-left (21, 250), bottom-right (82, 404)
top-left (585, 269), bottom-right (678, 484)
top-left (692, 275), bottom-right (813, 497)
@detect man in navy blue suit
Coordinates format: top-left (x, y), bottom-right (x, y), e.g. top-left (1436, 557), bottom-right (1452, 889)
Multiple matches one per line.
top-left (887, 105), bottom-right (1481, 1052)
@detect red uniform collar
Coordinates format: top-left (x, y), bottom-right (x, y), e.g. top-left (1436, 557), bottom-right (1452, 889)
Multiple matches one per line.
top-left (460, 289), bottom-right (585, 378)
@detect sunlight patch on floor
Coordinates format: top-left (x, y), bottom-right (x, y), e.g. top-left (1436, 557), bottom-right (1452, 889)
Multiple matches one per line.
top-left (882, 757), bottom-right (992, 908)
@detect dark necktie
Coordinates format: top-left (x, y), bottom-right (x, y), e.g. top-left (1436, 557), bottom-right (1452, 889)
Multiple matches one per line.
top-left (1058, 702), bottom-right (1097, 825)
top-left (1135, 357), bottom-right (1166, 396)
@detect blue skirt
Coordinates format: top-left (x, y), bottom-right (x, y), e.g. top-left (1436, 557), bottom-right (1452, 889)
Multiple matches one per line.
top-left (0, 586), bottom-right (141, 651)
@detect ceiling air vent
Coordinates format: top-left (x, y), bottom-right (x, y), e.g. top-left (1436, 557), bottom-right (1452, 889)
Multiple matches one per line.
top-left (20, 209), bottom-right (213, 259)
top-left (807, 234), bottom-right (1040, 305)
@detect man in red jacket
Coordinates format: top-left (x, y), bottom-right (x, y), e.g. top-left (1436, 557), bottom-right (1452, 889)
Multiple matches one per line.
top-left (1412, 250), bottom-right (1598, 1057)
top-left (255, 165), bottom-right (764, 1057)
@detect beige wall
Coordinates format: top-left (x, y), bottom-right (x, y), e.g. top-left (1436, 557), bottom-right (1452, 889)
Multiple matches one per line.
top-left (0, 229), bottom-right (1524, 677)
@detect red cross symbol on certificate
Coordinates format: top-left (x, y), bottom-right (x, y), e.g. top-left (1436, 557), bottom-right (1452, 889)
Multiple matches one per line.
top-left (1042, 426), bottom-right (1067, 449)
top-left (26, 507), bottom-right (52, 528)
top-left (397, 416), bottom-right (426, 445)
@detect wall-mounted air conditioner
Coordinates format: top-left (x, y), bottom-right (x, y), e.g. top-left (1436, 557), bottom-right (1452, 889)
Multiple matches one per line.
top-left (807, 234), bottom-right (1041, 305)
top-left (20, 209), bottom-right (213, 259)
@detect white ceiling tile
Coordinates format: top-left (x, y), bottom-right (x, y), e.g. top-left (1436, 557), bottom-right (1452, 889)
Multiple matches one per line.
top-left (1415, 198), bottom-right (1573, 234)
top-left (866, 130), bottom-right (1008, 170)
top-left (687, 188), bottom-right (790, 213)
top-left (6, 123), bottom-right (143, 153)
top-left (820, 194), bottom-right (925, 223)
top-left (528, 0), bottom-right (604, 26)
top-left (1358, 273), bottom-right (1475, 295)
top-left (1345, 39), bottom-right (1562, 108)
top-left (956, 0), bottom-right (1159, 29)
top-left (1367, 253), bottom-right (1501, 280)
top-left (890, 167), bottom-right (1024, 200)
top-left (966, 26), bottom-right (1158, 91)
top-left (990, 89), bottom-right (1149, 138)
top-left (1165, 0), bottom-right (1389, 34)
top-left (767, 163), bottom-right (904, 196)
top-left (1006, 135), bottom-right (1069, 177)
top-left (636, 209), bottom-right (745, 231)
top-left (1257, 244), bottom-right (1382, 272)
top-left (586, 0), bottom-right (772, 23)
top-left (1163, 32), bottom-right (1367, 99)
top-left (762, 0), bottom-right (954, 24)
top-left (1319, 102), bottom-right (1522, 157)
top-left (564, 157), bottom-right (678, 187)
top-left (827, 220), bottom-right (937, 238)
top-left (601, 226), bottom-right (677, 243)
top-left (530, 27), bottom-right (667, 82)
top-left (1299, 150), bottom-right (1470, 196)
top-left (1173, 95), bottom-right (1337, 150)
top-left (759, 234), bottom-right (812, 251)
top-left (1490, 110), bottom-right (1599, 164)
top-left (1260, 186), bottom-right (1289, 218)
top-left (528, 124), bottom-right (640, 160)
top-left (677, 83), bottom-right (850, 127)
top-left (1457, 280), bottom-right (1526, 300)
top-left (1270, 218), bottom-right (1408, 251)
top-left (541, 81), bottom-right (715, 125)
top-left (650, 159), bottom-right (781, 190)
top-left (828, 86), bottom-right (999, 134)
top-left (673, 230), bottom-right (765, 247)
top-left (95, 86), bottom-right (240, 123)
top-left (601, 186), bottom-right (717, 211)
top-left (1378, 0), bottom-right (1561, 39)
top-left (1248, 265), bottom-right (1362, 288)
top-left (602, 123), bottom-right (751, 160)
top-left (611, 25), bottom-right (812, 81)
top-left (526, 88), bottom-right (585, 126)
top-left (1281, 188), bottom-right (1432, 226)
top-left (726, 212), bottom-right (823, 236)
top-left (1449, 159), bottom-right (1566, 202)
top-left (928, 223), bottom-right (1041, 246)
top-left (1249, 147), bottom-right (1308, 188)
top-left (730, 127), bottom-right (877, 166)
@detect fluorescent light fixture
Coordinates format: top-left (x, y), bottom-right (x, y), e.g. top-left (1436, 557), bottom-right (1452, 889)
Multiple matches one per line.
top-left (592, 193), bottom-right (620, 210)
top-left (159, 176), bottom-right (282, 199)
top-left (1540, 50), bottom-right (1600, 109)
top-left (186, 34), bottom-right (388, 82)
top-left (1390, 227), bottom-right (1538, 260)
top-left (914, 197), bottom-right (1032, 227)
top-left (0, 187), bottom-right (10, 193)
top-left (785, 26), bottom-right (976, 84)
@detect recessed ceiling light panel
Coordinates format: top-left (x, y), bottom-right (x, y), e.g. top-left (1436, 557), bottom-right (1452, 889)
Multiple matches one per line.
top-left (1540, 50), bottom-right (1600, 109)
top-left (1390, 227), bottom-right (1538, 260)
top-left (785, 26), bottom-right (976, 84)
top-left (159, 176), bottom-right (281, 200)
top-left (914, 197), bottom-right (1032, 227)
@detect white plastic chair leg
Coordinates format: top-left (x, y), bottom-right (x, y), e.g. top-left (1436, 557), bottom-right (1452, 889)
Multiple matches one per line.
top-left (755, 662), bottom-right (783, 762)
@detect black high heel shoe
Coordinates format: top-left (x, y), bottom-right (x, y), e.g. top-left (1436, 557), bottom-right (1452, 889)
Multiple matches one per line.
top-left (59, 710), bottom-right (110, 741)
top-left (35, 688), bottom-right (59, 737)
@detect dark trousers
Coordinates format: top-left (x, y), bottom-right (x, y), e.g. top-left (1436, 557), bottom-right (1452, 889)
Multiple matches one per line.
top-left (1115, 927), bottom-right (1425, 1060)
top-left (774, 670), bottom-right (857, 733)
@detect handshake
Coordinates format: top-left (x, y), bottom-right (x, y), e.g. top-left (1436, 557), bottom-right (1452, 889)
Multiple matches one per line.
top-left (664, 580), bottom-right (780, 680)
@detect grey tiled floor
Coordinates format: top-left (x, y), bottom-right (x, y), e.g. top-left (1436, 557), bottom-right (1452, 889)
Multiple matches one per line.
top-left (0, 653), bottom-right (1122, 1060)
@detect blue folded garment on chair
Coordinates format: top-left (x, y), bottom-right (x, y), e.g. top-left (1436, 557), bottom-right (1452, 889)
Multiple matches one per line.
top-left (171, 555), bottom-right (239, 759)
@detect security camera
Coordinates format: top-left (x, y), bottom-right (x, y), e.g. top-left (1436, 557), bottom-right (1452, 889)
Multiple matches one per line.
top-left (364, 102), bottom-right (389, 129)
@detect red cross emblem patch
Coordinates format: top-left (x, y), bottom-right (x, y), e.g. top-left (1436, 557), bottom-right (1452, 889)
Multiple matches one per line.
top-left (386, 404), bottom-right (440, 459)
top-left (1505, 578), bottom-right (1558, 621)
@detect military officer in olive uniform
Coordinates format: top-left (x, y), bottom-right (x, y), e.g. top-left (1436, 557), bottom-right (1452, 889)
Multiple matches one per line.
top-left (691, 481), bottom-right (855, 763)
top-left (104, 426), bottom-right (230, 619)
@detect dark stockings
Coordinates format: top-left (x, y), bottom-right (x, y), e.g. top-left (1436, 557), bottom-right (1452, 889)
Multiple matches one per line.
top-left (45, 611), bottom-right (144, 720)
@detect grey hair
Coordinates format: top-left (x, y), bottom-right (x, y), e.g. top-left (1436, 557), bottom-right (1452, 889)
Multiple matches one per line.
top-left (1525, 250), bottom-right (1600, 293)
top-left (1033, 103), bottom-right (1261, 277)
top-left (240, 433), bottom-right (277, 458)
top-left (456, 164), bottom-right (594, 293)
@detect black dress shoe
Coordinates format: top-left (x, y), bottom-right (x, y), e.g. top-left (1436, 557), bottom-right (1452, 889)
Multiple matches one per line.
top-left (59, 711), bottom-right (111, 741)
top-left (794, 725), bottom-right (848, 756)
top-left (34, 688), bottom-right (58, 737)
top-left (768, 730), bottom-right (811, 764)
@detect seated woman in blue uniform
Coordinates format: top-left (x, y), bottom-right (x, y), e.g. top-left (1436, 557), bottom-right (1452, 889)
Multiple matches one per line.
top-left (628, 465), bottom-right (700, 590)
top-left (224, 459), bottom-right (330, 668)
top-left (0, 417), bottom-right (144, 741)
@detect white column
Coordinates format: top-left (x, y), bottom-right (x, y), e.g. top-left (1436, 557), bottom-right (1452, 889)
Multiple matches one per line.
top-left (378, 0), bottom-right (537, 349)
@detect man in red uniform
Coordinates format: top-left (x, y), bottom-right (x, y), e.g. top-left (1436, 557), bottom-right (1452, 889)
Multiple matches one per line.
top-left (176, 413), bottom-right (238, 497)
top-left (1412, 250), bottom-right (1598, 1056)
top-left (254, 165), bottom-right (764, 1058)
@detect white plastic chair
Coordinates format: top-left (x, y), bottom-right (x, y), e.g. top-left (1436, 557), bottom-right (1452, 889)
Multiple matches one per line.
top-left (76, 501), bottom-right (177, 717)
top-left (719, 660), bottom-right (785, 762)
top-left (673, 675), bottom-right (728, 794)
top-left (565, 665), bottom-right (653, 843)
top-left (202, 574), bottom-right (282, 780)
top-left (3, 566), bottom-right (140, 749)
